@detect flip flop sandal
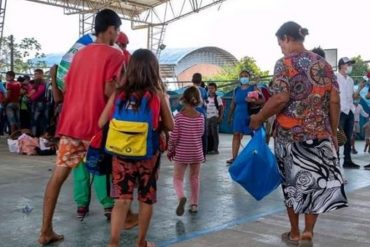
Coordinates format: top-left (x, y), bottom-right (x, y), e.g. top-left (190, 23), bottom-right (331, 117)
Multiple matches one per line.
top-left (188, 204), bottom-right (198, 214)
top-left (176, 197), bottom-right (187, 216)
top-left (281, 232), bottom-right (299, 246)
top-left (298, 239), bottom-right (313, 247)
top-left (226, 158), bottom-right (234, 164)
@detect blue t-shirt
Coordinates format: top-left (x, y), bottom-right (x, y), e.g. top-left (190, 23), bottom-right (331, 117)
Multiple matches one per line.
top-left (195, 86), bottom-right (208, 115)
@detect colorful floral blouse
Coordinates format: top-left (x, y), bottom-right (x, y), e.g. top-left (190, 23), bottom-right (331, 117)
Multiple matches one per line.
top-left (271, 51), bottom-right (339, 143)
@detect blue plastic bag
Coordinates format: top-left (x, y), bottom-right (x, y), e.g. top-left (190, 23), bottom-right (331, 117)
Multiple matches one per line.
top-left (229, 128), bottom-right (282, 200)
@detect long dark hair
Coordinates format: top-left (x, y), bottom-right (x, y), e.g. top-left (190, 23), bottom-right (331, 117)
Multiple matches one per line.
top-left (119, 49), bottom-right (164, 108)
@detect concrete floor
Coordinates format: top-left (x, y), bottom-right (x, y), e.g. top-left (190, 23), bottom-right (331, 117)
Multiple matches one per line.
top-left (0, 134), bottom-right (370, 247)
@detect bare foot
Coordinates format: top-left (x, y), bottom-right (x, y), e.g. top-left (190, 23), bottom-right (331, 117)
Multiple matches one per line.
top-left (123, 213), bottom-right (139, 230)
top-left (38, 231), bottom-right (64, 245)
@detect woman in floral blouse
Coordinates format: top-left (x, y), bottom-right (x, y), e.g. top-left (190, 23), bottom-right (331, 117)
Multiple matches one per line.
top-left (250, 21), bottom-right (347, 247)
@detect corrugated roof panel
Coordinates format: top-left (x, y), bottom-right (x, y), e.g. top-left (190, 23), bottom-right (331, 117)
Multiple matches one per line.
top-left (159, 48), bottom-right (198, 65)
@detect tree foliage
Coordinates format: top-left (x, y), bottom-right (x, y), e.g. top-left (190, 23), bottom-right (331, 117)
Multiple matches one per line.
top-left (351, 55), bottom-right (369, 82)
top-left (0, 35), bottom-right (46, 74)
top-left (206, 56), bottom-right (270, 92)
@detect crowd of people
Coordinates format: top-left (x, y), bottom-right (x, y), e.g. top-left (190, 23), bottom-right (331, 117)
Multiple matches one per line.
top-left (0, 69), bottom-right (54, 137)
top-left (1, 7), bottom-right (370, 247)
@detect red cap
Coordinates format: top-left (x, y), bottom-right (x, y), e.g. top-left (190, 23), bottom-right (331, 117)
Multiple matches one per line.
top-left (117, 32), bottom-right (129, 45)
top-left (367, 72), bottom-right (370, 78)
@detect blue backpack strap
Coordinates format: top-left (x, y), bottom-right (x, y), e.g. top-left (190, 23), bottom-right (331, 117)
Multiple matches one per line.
top-left (113, 96), bottom-right (126, 119)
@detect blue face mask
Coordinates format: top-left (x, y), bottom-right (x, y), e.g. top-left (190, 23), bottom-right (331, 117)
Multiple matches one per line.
top-left (240, 77), bottom-right (250, 84)
top-left (354, 100), bottom-right (360, 105)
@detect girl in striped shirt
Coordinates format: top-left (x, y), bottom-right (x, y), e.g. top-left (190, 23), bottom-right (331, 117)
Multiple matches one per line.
top-left (168, 86), bottom-right (205, 215)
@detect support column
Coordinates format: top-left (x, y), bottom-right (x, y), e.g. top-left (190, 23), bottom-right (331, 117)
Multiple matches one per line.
top-left (79, 13), bottom-right (95, 36)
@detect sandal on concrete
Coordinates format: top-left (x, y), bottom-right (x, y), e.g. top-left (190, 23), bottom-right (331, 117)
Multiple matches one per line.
top-left (176, 197), bottom-right (187, 216)
top-left (281, 232), bottom-right (299, 246)
top-left (226, 158), bottom-right (234, 164)
top-left (188, 204), bottom-right (198, 214)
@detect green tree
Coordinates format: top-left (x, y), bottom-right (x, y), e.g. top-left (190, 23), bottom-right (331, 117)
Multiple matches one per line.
top-left (206, 56), bottom-right (270, 92)
top-left (0, 35), bottom-right (46, 74)
top-left (351, 55), bottom-right (369, 83)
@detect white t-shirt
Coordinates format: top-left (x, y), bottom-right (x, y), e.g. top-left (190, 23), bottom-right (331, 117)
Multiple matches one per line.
top-left (337, 72), bottom-right (355, 114)
top-left (206, 95), bottom-right (223, 119)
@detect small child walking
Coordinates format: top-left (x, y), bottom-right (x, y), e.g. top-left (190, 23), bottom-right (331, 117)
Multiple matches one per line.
top-left (168, 86), bottom-right (205, 215)
top-left (100, 49), bottom-right (174, 247)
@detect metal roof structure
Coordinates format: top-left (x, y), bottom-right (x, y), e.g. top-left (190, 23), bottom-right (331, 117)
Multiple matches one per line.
top-left (159, 47), bottom-right (198, 64)
top-left (23, 0), bottom-right (225, 26)
top-left (160, 47), bottom-right (237, 65)
top-left (0, 0), bottom-right (225, 57)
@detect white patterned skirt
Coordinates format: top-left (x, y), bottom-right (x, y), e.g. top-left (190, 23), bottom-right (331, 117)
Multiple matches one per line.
top-left (274, 138), bottom-right (348, 214)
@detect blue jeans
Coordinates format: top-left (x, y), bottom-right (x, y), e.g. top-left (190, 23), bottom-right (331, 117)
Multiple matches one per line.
top-left (5, 103), bottom-right (20, 131)
top-left (31, 102), bottom-right (48, 136)
top-left (206, 116), bottom-right (219, 152)
top-left (339, 111), bottom-right (354, 162)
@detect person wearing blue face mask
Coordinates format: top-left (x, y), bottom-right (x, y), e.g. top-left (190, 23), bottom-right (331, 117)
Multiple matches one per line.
top-left (240, 76), bottom-right (249, 84)
top-left (226, 70), bottom-right (260, 165)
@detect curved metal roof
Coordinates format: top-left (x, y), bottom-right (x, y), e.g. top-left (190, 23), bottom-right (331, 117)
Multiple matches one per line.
top-left (159, 46), bottom-right (237, 65)
top-left (159, 48), bottom-right (197, 64)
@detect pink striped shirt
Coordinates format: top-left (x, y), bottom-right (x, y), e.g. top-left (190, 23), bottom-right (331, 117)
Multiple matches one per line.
top-left (168, 112), bottom-right (205, 163)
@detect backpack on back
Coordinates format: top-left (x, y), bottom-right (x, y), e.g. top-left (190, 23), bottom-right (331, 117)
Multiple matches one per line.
top-left (105, 92), bottom-right (159, 160)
